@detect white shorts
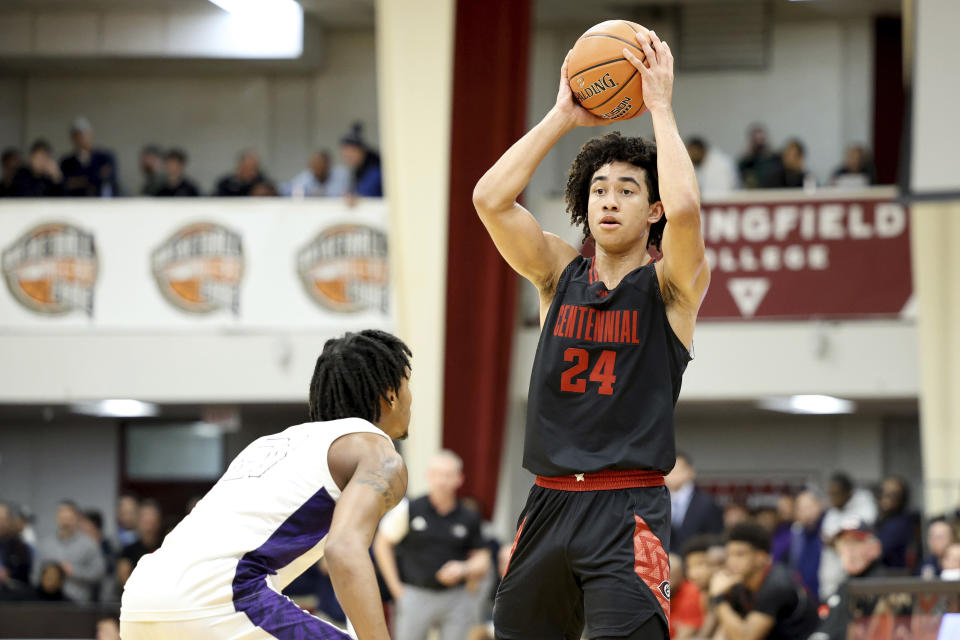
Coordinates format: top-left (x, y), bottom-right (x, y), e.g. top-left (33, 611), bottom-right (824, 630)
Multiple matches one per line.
top-left (120, 608), bottom-right (351, 640)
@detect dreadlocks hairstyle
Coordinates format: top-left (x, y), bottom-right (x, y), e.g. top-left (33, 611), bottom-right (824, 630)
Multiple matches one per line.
top-left (564, 131), bottom-right (663, 250)
top-left (308, 329), bottom-right (412, 424)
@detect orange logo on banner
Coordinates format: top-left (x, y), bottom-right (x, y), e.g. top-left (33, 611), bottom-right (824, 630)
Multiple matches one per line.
top-left (151, 222), bottom-right (244, 314)
top-left (1, 222), bottom-right (98, 316)
top-left (296, 224), bottom-right (388, 313)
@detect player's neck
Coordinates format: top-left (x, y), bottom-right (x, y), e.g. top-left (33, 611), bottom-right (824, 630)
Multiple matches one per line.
top-left (593, 244), bottom-right (651, 289)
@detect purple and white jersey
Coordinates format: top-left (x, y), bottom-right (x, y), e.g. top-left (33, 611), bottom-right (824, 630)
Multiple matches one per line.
top-left (121, 418), bottom-right (392, 622)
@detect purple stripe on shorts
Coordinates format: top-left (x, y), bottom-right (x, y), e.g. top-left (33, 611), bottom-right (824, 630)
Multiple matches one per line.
top-left (233, 487), bottom-right (349, 639)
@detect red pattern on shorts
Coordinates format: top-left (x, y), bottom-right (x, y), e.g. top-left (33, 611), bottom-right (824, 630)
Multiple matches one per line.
top-left (503, 516), bottom-right (526, 577)
top-left (633, 514), bottom-right (670, 619)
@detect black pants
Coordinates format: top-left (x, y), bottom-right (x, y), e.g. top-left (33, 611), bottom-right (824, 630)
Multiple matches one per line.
top-left (493, 484), bottom-right (670, 640)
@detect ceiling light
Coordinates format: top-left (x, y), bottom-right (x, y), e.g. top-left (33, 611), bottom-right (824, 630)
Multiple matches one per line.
top-left (757, 394), bottom-right (856, 415)
top-left (71, 399), bottom-right (160, 418)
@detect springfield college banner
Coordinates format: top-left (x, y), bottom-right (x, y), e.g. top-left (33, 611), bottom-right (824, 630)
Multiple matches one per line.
top-left (0, 199), bottom-right (392, 330)
top-left (697, 189), bottom-right (912, 319)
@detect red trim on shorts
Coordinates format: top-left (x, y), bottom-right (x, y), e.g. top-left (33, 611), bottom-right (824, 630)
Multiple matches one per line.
top-left (534, 469), bottom-right (665, 491)
top-left (634, 514), bottom-right (670, 619)
top-left (503, 516), bottom-right (526, 577)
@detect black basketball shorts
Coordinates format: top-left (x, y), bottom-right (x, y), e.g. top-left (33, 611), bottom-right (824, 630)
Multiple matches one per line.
top-left (493, 470), bottom-right (671, 640)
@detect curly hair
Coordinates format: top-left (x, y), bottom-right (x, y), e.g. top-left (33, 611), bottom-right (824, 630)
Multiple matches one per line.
top-left (564, 131), bottom-right (663, 250)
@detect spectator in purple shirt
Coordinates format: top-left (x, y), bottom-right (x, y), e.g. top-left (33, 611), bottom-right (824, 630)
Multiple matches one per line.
top-left (340, 123), bottom-right (383, 197)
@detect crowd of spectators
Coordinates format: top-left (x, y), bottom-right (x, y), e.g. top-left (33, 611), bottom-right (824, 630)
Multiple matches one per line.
top-left (663, 459), bottom-right (960, 640)
top-left (0, 118), bottom-right (383, 200)
top-left (3, 458), bottom-right (959, 640)
top-left (0, 494), bottom-right (166, 605)
top-left (686, 123), bottom-right (879, 197)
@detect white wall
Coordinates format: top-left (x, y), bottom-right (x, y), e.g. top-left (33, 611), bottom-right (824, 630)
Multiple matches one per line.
top-left (0, 29), bottom-right (378, 195)
top-left (525, 18), bottom-right (874, 198)
top-left (0, 422), bottom-right (118, 541)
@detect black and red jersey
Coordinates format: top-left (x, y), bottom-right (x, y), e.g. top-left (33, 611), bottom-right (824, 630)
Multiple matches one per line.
top-left (523, 255), bottom-right (692, 477)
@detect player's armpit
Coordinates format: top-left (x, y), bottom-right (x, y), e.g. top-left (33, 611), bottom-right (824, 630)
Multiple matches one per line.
top-left (473, 197), bottom-right (578, 293)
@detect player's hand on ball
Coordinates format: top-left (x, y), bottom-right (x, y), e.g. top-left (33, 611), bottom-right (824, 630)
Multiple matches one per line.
top-left (623, 30), bottom-right (674, 112)
top-left (553, 50), bottom-right (610, 129)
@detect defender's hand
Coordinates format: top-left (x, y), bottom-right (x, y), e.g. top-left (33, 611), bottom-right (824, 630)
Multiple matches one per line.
top-left (623, 30), bottom-right (674, 113)
top-left (553, 50), bottom-right (610, 129)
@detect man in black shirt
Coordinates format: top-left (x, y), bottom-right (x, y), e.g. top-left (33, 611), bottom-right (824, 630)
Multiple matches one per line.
top-left (373, 450), bottom-right (490, 640)
top-left (156, 149), bottom-right (200, 197)
top-left (710, 522), bottom-right (820, 640)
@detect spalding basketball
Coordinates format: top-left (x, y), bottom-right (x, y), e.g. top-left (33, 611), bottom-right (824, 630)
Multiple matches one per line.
top-left (568, 20), bottom-right (650, 121)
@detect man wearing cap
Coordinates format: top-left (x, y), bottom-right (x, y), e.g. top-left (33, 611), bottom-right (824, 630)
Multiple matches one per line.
top-left (812, 518), bottom-right (904, 640)
top-left (709, 522), bottom-right (820, 640)
top-left (60, 117), bottom-right (119, 197)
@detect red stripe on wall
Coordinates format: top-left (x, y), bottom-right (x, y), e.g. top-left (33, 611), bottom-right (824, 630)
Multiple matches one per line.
top-left (442, 0), bottom-right (531, 518)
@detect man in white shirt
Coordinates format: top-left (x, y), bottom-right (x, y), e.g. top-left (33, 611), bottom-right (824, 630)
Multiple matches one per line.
top-left (686, 137), bottom-right (738, 197)
top-left (818, 472), bottom-right (878, 600)
top-left (283, 151), bottom-right (351, 198)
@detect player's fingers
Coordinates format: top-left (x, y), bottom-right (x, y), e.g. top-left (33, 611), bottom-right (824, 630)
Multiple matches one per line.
top-left (561, 49), bottom-right (572, 78)
top-left (649, 29), bottom-right (663, 49)
top-left (622, 47), bottom-right (649, 75)
top-left (636, 34), bottom-right (658, 66)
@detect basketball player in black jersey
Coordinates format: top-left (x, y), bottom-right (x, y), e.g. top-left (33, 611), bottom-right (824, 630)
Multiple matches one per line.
top-left (473, 31), bottom-right (709, 640)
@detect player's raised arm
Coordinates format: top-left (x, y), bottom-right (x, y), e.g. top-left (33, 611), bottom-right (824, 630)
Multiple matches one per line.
top-left (624, 33), bottom-right (710, 311)
top-left (472, 53), bottom-right (605, 292)
top-left (325, 434), bottom-right (407, 640)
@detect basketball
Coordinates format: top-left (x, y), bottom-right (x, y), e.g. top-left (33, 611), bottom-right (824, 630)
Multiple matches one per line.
top-left (568, 20), bottom-right (650, 121)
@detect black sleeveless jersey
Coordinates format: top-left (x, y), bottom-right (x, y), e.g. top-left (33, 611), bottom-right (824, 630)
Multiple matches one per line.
top-left (523, 255), bottom-right (692, 477)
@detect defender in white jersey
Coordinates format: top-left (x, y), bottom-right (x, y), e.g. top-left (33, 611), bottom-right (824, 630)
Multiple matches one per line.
top-left (121, 330), bottom-right (412, 640)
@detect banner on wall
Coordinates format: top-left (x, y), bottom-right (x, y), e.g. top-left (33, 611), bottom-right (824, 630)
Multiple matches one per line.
top-left (0, 199), bottom-right (392, 331)
top-left (697, 190), bottom-right (912, 320)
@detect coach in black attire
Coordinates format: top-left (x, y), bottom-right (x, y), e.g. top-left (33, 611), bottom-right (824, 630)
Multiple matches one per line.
top-left (667, 451), bottom-right (724, 551)
top-left (374, 450), bottom-right (490, 640)
top-left (710, 523), bottom-right (820, 640)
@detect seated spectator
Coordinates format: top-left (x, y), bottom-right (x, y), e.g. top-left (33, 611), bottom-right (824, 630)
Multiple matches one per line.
top-left (831, 144), bottom-right (876, 188)
top-left (117, 499), bottom-right (163, 591)
top-left (769, 139), bottom-right (811, 189)
top-left (0, 501), bottom-right (32, 587)
top-left (771, 494), bottom-right (795, 563)
top-left (33, 500), bottom-right (105, 603)
top-left (687, 136), bottom-right (738, 196)
top-left (79, 509), bottom-right (114, 601)
top-left (920, 519), bottom-right (956, 579)
top-left (1, 147), bottom-right (21, 197)
top-left (875, 476), bottom-right (917, 571)
top-left (724, 501), bottom-right (751, 531)
top-left (815, 519), bottom-right (892, 640)
top-left (666, 451), bottom-right (724, 550)
top-left (820, 472), bottom-right (877, 599)
top-left (60, 117), bottom-right (119, 197)
top-left (669, 552), bottom-right (704, 639)
top-left (115, 493), bottom-right (139, 550)
top-left (139, 144), bottom-right (164, 195)
top-left (11, 140), bottom-right (63, 197)
top-left (681, 534), bottom-right (724, 640)
top-left (282, 150), bottom-right (351, 197)
top-left (788, 490), bottom-right (824, 599)
top-left (710, 522), bottom-right (820, 640)
top-left (156, 149), bottom-right (200, 197)
top-left (34, 561), bottom-right (68, 601)
top-left (340, 123), bottom-right (383, 197)
top-left (738, 124), bottom-right (780, 188)
top-left (96, 617), bottom-right (121, 640)
top-left (941, 542), bottom-right (960, 580)
top-left (215, 150), bottom-right (264, 196)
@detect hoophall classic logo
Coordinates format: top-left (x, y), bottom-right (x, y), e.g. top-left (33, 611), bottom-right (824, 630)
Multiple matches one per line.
top-left (2, 222), bottom-right (98, 315)
top-left (297, 224), bottom-right (388, 313)
top-left (151, 222), bottom-right (244, 314)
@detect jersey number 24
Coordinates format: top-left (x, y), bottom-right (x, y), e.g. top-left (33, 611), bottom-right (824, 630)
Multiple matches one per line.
top-left (560, 348), bottom-right (617, 396)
